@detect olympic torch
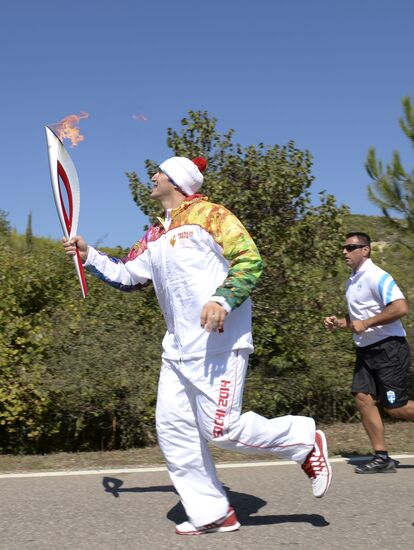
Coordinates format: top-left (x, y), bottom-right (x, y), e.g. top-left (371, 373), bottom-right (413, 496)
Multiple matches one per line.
top-left (45, 125), bottom-right (88, 298)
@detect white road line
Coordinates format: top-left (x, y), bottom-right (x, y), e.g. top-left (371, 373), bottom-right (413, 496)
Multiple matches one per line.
top-left (0, 454), bottom-right (413, 479)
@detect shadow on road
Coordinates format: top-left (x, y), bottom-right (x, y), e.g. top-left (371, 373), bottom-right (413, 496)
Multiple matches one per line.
top-left (102, 476), bottom-right (176, 498)
top-left (167, 487), bottom-right (329, 527)
top-left (102, 477), bottom-right (329, 528)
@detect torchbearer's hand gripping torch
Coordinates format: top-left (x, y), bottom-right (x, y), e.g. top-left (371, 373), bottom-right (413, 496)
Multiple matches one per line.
top-left (45, 126), bottom-right (88, 298)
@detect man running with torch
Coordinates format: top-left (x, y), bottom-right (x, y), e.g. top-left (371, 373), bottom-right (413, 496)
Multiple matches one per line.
top-left (64, 156), bottom-right (332, 535)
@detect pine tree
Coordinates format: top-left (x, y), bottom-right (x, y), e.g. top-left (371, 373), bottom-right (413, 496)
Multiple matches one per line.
top-left (0, 209), bottom-right (11, 235)
top-left (366, 96), bottom-right (414, 242)
top-left (25, 211), bottom-right (33, 251)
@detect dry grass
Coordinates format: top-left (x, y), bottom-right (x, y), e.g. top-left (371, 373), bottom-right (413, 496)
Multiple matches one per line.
top-left (0, 421), bottom-right (412, 474)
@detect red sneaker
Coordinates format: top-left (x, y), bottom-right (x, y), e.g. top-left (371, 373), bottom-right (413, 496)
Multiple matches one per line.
top-left (301, 429), bottom-right (332, 498)
top-left (176, 506), bottom-right (240, 535)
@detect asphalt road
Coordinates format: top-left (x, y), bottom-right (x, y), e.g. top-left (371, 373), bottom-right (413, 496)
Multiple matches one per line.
top-left (0, 456), bottom-right (413, 550)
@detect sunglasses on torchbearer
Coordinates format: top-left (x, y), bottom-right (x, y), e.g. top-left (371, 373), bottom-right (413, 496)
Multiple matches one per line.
top-left (342, 244), bottom-right (367, 252)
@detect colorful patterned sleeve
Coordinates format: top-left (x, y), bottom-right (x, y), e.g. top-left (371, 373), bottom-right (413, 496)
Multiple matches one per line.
top-left (208, 206), bottom-right (263, 309)
top-left (84, 226), bottom-right (159, 292)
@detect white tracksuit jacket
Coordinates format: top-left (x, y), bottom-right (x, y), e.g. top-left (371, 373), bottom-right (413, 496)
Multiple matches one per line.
top-left (84, 195), bottom-right (263, 359)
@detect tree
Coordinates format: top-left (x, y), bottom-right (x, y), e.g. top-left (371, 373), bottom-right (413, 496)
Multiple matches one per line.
top-left (127, 111), bottom-right (351, 420)
top-left (0, 209), bottom-right (11, 236)
top-left (25, 211), bottom-right (33, 251)
top-left (366, 96), bottom-right (414, 243)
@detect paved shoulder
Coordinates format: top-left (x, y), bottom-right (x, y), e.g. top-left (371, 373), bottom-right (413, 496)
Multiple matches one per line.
top-left (0, 457), bottom-right (413, 549)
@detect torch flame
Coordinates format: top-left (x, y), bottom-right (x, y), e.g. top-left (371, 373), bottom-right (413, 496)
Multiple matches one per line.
top-left (49, 112), bottom-right (89, 147)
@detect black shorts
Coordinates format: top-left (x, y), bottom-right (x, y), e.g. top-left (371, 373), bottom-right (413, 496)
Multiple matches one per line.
top-left (352, 336), bottom-right (411, 409)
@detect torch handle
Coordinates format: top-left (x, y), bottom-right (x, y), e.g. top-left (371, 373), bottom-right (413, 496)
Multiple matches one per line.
top-left (73, 249), bottom-right (88, 299)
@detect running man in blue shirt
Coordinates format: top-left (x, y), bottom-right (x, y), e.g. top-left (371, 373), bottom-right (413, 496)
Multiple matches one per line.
top-left (324, 232), bottom-right (414, 473)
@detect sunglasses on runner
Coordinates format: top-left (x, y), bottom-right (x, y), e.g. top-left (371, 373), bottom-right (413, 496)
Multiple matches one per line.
top-left (342, 244), bottom-right (367, 252)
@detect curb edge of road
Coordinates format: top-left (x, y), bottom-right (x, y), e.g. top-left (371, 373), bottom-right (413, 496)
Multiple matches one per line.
top-left (0, 454), bottom-right (413, 479)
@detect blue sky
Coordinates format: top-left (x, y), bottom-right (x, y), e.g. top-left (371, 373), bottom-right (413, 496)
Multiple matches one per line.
top-left (1, 0), bottom-right (413, 247)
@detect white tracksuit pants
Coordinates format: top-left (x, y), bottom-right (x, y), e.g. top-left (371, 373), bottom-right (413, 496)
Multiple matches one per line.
top-left (156, 349), bottom-right (315, 527)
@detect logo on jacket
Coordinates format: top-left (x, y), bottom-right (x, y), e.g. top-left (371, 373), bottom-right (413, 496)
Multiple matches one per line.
top-left (169, 231), bottom-right (194, 247)
top-left (178, 230), bottom-right (194, 240)
top-left (386, 390), bottom-right (396, 404)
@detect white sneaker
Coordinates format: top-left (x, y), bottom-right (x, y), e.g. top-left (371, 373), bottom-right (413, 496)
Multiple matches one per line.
top-left (301, 429), bottom-right (332, 498)
top-left (176, 506), bottom-right (240, 535)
